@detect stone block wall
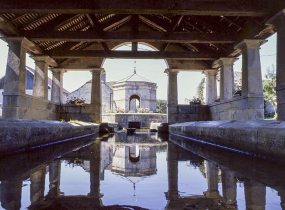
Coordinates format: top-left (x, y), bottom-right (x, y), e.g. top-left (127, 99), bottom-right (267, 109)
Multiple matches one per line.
top-left (209, 95), bottom-right (264, 120)
top-left (168, 104), bottom-right (210, 124)
top-left (2, 93), bottom-right (59, 120)
top-left (59, 104), bottom-right (96, 122)
top-left (102, 113), bottom-right (167, 128)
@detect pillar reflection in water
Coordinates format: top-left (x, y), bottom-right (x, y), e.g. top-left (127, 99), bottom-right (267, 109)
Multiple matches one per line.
top-left (221, 168), bottom-right (237, 208)
top-left (30, 165), bottom-right (46, 205)
top-left (204, 161), bottom-right (220, 198)
top-left (89, 140), bottom-right (102, 198)
top-left (278, 190), bottom-right (285, 210)
top-left (48, 160), bottom-right (61, 197)
top-left (0, 177), bottom-right (22, 210)
top-left (167, 142), bottom-right (179, 200)
top-left (244, 179), bottom-right (266, 210)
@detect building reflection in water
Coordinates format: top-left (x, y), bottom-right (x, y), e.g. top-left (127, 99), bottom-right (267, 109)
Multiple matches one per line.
top-left (0, 132), bottom-right (284, 209)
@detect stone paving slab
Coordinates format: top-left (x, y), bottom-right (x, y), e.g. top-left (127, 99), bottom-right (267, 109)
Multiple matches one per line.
top-left (169, 120), bottom-right (285, 161)
top-left (0, 119), bottom-right (99, 153)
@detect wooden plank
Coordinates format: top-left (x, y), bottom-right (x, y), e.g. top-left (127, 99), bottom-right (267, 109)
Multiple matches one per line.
top-left (0, 0), bottom-right (269, 16)
top-left (46, 50), bottom-right (220, 60)
top-left (24, 31), bottom-right (237, 44)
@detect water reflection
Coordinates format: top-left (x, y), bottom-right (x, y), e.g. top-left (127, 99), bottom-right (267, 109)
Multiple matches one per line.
top-left (0, 132), bottom-right (284, 209)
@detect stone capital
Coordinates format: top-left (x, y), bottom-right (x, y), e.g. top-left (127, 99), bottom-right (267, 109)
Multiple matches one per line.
top-left (50, 68), bottom-right (66, 75)
top-left (234, 39), bottom-right (267, 51)
top-left (203, 69), bottom-right (219, 76)
top-left (90, 68), bottom-right (105, 75)
top-left (3, 37), bottom-right (42, 54)
top-left (31, 56), bottom-right (58, 67)
top-left (266, 9), bottom-right (285, 30)
top-left (214, 57), bottom-right (238, 67)
top-left (164, 69), bottom-right (180, 75)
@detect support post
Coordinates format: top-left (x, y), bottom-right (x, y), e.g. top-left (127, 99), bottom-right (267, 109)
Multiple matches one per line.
top-left (165, 69), bottom-right (179, 124)
top-left (221, 169), bottom-right (237, 207)
top-left (90, 68), bottom-right (104, 124)
top-left (215, 58), bottom-right (238, 101)
top-left (204, 161), bottom-right (220, 198)
top-left (50, 68), bottom-right (65, 104)
top-left (1, 177), bottom-right (23, 210)
top-left (244, 180), bottom-right (266, 210)
top-left (266, 10), bottom-right (285, 120)
top-left (203, 69), bottom-right (219, 104)
top-left (47, 160), bottom-right (61, 197)
top-left (30, 165), bottom-right (46, 205)
top-left (31, 56), bottom-right (52, 100)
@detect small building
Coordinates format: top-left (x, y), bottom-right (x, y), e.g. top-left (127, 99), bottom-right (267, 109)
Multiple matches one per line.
top-left (67, 69), bottom-right (157, 113)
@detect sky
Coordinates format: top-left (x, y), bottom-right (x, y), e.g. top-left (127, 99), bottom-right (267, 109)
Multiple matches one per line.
top-left (0, 34), bottom-right (277, 104)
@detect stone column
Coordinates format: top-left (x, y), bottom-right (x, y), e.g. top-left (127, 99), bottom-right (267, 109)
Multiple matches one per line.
top-left (31, 56), bottom-right (50, 99)
top-left (166, 142), bottom-right (179, 200)
top-left (221, 169), bottom-right (237, 207)
top-left (203, 69), bottom-right (219, 104)
top-left (215, 58), bottom-right (238, 101)
top-left (50, 68), bottom-right (65, 104)
top-left (1, 177), bottom-right (23, 210)
top-left (266, 10), bottom-right (285, 120)
top-left (235, 39), bottom-right (267, 97)
top-left (244, 180), bottom-right (266, 210)
top-left (164, 69), bottom-right (179, 124)
top-left (89, 140), bottom-right (102, 198)
top-left (204, 161), bottom-right (220, 198)
top-left (47, 160), bottom-right (61, 197)
top-left (30, 165), bottom-right (46, 205)
top-left (90, 68), bottom-right (104, 124)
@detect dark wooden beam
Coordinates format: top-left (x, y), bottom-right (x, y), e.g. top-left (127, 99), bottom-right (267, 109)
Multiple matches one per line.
top-left (24, 31), bottom-right (237, 44)
top-left (0, 16), bottom-right (19, 36)
top-left (0, 0), bottom-right (270, 16)
top-left (45, 50), bottom-right (220, 60)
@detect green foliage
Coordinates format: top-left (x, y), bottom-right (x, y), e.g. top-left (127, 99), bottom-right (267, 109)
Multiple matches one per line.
top-left (60, 119), bottom-right (65, 122)
top-left (263, 64), bottom-right (276, 108)
top-left (196, 77), bottom-right (205, 104)
top-left (156, 99), bottom-right (167, 113)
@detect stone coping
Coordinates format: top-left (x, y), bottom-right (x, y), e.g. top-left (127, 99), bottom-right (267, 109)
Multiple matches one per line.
top-left (103, 113), bottom-right (166, 115)
top-left (169, 120), bottom-right (285, 162)
top-left (0, 119), bottom-right (99, 154)
top-left (208, 94), bottom-right (264, 106)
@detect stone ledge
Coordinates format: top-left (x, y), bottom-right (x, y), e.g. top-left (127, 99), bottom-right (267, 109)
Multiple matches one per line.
top-left (169, 120), bottom-right (285, 162)
top-left (0, 119), bottom-right (99, 153)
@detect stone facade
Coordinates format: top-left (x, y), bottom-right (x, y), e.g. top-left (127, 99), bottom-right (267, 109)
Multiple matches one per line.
top-left (67, 71), bottom-right (157, 113)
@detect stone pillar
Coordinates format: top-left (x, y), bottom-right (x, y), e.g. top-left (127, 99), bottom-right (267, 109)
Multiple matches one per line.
top-left (235, 39), bottom-right (267, 97)
top-left (244, 180), bottom-right (266, 210)
top-left (215, 58), bottom-right (238, 101)
top-left (164, 69), bottom-right (179, 124)
top-left (204, 161), bottom-right (220, 198)
top-left (30, 165), bottom-right (46, 205)
top-left (47, 160), bottom-right (61, 197)
top-left (90, 68), bottom-right (104, 124)
top-left (203, 69), bottom-right (219, 104)
top-left (89, 140), bottom-right (102, 198)
top-left (31, 56), bottom-right (50, 99)
top-left (221, 169), bottom-right (237, 207)
top-left (1, 177), bottom-right (23, 210)
top-left (166, 142), bottom-right (179, 200)
top-left (266, 10), bottom-right (285, 120)
top-left (50, 68), bottom-right (65, 104)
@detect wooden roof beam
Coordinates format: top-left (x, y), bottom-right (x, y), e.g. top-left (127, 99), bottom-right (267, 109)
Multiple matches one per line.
top-left (24, 31), bottom-right (237, 44)
top-left (45, 50), bottom-right (220, 60)
top-left (0, 0), bottom-right (270, 16)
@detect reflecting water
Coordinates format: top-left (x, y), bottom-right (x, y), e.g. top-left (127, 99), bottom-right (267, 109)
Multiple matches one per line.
top-left (0, 132), bottom-right (284, 209)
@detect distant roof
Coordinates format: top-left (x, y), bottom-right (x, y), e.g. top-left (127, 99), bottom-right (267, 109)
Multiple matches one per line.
top-left (0, 66), bottom-right (70, 94)
top-left (115, 72), bottom-right (155, 84)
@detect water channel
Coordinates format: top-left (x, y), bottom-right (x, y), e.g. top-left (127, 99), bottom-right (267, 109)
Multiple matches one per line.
top-left (0, 132), bottom-right (284, 210)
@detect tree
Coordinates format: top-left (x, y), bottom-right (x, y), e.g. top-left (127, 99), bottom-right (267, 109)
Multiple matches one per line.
top-left (196, 77), bottom-right (205, 104)
top-left (263, 64), bottom-right (276, 113)
top-left (156, 99), bottom-right (167, 113)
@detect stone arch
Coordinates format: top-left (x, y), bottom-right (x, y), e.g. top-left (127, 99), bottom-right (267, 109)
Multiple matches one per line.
top-left (128, 146), bottom-right (140, 163)
top-left (129, 94), bottom-right (141, 112)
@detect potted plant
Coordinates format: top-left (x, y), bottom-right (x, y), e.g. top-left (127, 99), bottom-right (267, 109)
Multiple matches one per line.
top-left (189, 97), bottom-right (202, 105)
top-left (66, 97), bottom-right (86, 105)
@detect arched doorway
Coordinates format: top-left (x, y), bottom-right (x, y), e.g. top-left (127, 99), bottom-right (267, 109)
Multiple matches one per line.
top-left (129, 94), bottom-right (140, 113)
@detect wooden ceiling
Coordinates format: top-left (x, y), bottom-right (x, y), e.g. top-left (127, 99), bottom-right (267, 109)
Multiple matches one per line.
top-left (0, 0), bottom-right (283, 69)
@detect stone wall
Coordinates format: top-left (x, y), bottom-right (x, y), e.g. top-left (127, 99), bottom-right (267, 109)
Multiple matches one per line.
top-left (168, 104), bottom-right (210, 124)
top-left (209, 95), bottom-right (264, 120)
top-left (59, 104), bottom-right (95, 122)
top-left (102, 113), bottom-right (167, 128)
top-left (2, 93), bottom-right (59, 120)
